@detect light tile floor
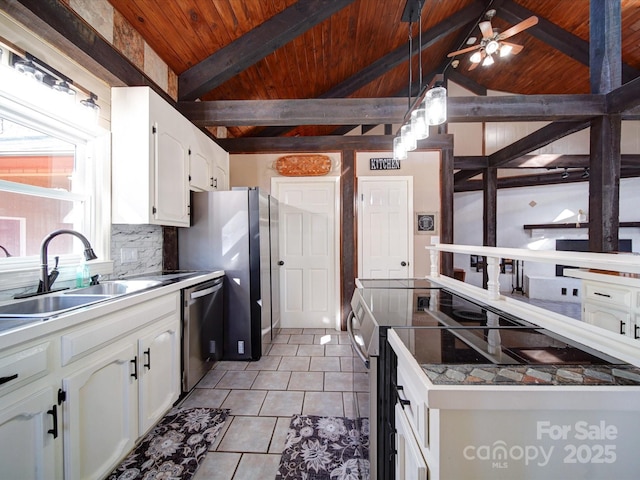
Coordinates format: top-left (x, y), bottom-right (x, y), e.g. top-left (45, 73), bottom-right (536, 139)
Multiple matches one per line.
top-left (181, 328), bottom-right (369, 480)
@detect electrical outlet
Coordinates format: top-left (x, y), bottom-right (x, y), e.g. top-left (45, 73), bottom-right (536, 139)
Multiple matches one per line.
top-left (238, 340), bottom-right (245, 354)
top-left (120, 247), bottom-right (138, 264)
top-left (561, 288), bottom-right (567, 295)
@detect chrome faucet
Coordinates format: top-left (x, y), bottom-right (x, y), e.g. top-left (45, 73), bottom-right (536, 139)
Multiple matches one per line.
top-left (40, 229), bottom-right (97, 293)
top-left (0, 245), bottom-right (11, 257)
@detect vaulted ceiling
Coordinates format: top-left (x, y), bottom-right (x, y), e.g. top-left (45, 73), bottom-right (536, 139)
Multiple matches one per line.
top-left (104, 0), bottom-right (640, 139)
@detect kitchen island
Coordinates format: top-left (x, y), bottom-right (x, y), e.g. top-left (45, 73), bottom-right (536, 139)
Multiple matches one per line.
top-left (357, 245), bottom-right (640, 479)
top-left (0, 270), bottom-right (223, 480)
top-left (389, 326), bottom-right (640, 479)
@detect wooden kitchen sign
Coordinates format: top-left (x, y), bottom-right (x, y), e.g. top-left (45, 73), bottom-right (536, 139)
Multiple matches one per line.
top-left (370, 157), bottom-right (400, 170)
top-left (276, 154), bottom-right (332, 176)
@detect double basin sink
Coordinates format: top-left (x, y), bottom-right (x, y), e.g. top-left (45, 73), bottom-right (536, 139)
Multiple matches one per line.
top-left (0, 272), bottom-right (204, 325)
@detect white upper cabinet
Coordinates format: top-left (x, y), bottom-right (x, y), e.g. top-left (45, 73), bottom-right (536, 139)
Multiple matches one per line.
top-left (111, 86), bottom-right (230, 226)
top-left (112, 86), bottom-right (190, 227)
top-left (188, 125), bottom-right (229, 192)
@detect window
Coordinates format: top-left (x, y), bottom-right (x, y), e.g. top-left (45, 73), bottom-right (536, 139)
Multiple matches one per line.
top-left (0, 63), bottom-right (111, 291)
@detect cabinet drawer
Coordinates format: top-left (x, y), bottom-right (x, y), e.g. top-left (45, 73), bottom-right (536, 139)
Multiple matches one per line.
top-left (61, 293), bottom-right (179, 366)
top-left (584, 282), bottom-right (632, 308)
top-left (0, 342), bottom-right (51, 392)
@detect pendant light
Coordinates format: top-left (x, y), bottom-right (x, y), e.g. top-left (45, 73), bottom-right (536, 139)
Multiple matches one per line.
top-left (425, 85), bottom-right (447, 126)
top-left (393, 1), bottom-right (447, 160)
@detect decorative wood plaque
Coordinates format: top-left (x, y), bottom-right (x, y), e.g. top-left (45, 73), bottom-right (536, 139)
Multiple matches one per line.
top-left (276, 154), bottom-right (332, 176)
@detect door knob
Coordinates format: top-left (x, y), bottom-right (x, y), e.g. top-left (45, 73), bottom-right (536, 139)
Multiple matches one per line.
top-left (278, 260), bottom-right (284, 266)
top-left (401, 261), bottom-right (407, 266)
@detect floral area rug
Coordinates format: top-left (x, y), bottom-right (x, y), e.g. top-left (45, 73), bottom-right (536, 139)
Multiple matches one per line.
top-left (275, 415), bottom-right (370, 480)
top-left (106, 407), bottom-right (229, 480)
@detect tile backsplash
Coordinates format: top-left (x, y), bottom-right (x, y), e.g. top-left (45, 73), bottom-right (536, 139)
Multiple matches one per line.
top-left (110, 224), bottom-right (163, 278)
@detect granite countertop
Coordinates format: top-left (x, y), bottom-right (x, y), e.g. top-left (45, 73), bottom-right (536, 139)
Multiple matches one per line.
top-left (421, 364), bottom-right (640, 386)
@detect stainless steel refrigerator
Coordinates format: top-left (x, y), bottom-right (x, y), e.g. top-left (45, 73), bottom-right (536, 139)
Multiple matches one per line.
top-left (178, 187), bottom-right (280, 360)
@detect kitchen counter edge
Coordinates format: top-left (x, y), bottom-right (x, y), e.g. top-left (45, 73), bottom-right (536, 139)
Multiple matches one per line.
top-left (0, 270), bottom-right (224, 349)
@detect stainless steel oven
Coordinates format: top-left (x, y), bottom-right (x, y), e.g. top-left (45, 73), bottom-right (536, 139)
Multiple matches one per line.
top-left (348, 279), bottom-right (444, 480)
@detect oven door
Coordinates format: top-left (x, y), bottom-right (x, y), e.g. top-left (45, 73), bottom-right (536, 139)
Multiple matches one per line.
top-left (347, 292), bottom-right (375, 479)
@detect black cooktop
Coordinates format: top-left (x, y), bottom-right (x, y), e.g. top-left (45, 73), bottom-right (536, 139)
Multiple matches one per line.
top-left (357, 283), bottom-right (626, 367)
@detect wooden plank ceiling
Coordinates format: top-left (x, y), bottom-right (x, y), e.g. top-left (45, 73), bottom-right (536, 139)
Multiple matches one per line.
top-left (105, 0), bottom-right (640, 139)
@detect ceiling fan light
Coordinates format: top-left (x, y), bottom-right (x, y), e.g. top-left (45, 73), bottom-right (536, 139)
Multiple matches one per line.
top-left (499, 44), bottom-right (513, 57)
top-left (482, 54), bottom-right (495, 66)
top-left (470, 51), bottom-right (482, 63)
top-left (485, 40), bottom-right (500, 55)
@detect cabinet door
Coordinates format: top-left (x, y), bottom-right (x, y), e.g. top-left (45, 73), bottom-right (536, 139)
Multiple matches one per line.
top-left (213, 149), bottom-right (229, 191)
top-left (395, 404), bottom-right (428, 480)
top-left (63, 343), bottom-right (138, 480)
top-left (153, 122), bottom-right (190, 226)
top-left (138, 319), bottom-right (180, 435)
top-left (0, 387), bottom-right (61, 479)
top-left (189, 148), bottom-right (214, 191)
top-left (583, 302), bottom-right (630, 336)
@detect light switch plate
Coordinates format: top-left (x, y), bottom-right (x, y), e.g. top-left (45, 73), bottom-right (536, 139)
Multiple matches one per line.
top-left (120, 247), bottom-right (138, 264)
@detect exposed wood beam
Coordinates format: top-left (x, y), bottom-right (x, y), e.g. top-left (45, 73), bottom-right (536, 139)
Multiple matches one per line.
top-left (590, 0), bottom-right (622, 94)
top-left (488, 120), bottom-right (591, 168)
top-left (216, 134), bottom-right (453, 154)
top-left (178, 95), bottom-right (606, 127)
top-left (607, 75), bottom-right (640, 113)
top-left (498, 0), bottom-right (639, 82)
top-left (455, 167), bottom-right (640, 192)
top-left (455, 154), bottom-right (640, 169)
top-left (454, 120), bottom-right (591, 183)
top-left (177, 0), bottom-right (356, 101)
top-left (589, 0), bottom-right (622, 253)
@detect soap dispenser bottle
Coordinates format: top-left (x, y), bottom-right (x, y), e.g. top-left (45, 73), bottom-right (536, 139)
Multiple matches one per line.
top-left (76, 260), bottom-right (90, 288)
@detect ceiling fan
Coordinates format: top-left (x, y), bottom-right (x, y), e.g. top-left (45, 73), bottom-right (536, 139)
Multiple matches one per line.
top-left (447, 10), bottom-right (538, 70)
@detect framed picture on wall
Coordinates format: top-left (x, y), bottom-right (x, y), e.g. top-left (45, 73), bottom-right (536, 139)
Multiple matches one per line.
top-left (416, 212), bottom-right (437, 234)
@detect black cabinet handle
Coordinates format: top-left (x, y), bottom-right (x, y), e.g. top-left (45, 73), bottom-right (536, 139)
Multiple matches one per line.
top-left (47, 405), bottom-right (58, 439)
top-left (0, 373), bottom-right (18, 385)
top-left (620, 321), bottom-right (626, 335)
top-left (131, 356), bottom-right (138, 380)
top-left (393, 382), bottom-right (411, 409)
top-left (143, 348), bottom-right (151, 370)
top-left (594, 292), bottom-right (611, 298)
top-left (635, 325), bottom-right (640, 340)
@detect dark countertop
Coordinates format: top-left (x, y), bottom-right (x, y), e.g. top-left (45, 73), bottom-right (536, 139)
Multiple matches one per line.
top-left (421, 364), bottom-right (640, 386)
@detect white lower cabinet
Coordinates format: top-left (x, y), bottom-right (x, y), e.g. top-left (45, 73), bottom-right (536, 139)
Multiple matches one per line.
top-left (63, 343), bottom-right (138, 480)
top-left (138, 318), bottom-right (180, 435)
top-left (583, 302), bottom-right (630, 335)
top-left (395, 403), bottom-right (428, 480)
top-left (581, 278), bottom-right (640, 340)
top-left (62, 304), bottom-right (181, 480)
top-left (0, 292), bottom-right (183, 480)
top-left (0, 386), bottom-right (62, 479)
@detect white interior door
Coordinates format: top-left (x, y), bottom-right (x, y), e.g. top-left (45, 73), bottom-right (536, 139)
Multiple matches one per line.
top-left (272, 177), bottom-right (340, 330)
top-left (358, 176), bottom-right (413, 278)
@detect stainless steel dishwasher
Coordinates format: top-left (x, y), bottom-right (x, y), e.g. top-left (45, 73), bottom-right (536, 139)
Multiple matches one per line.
top-left (182, 277), bottom-right (224, 392)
